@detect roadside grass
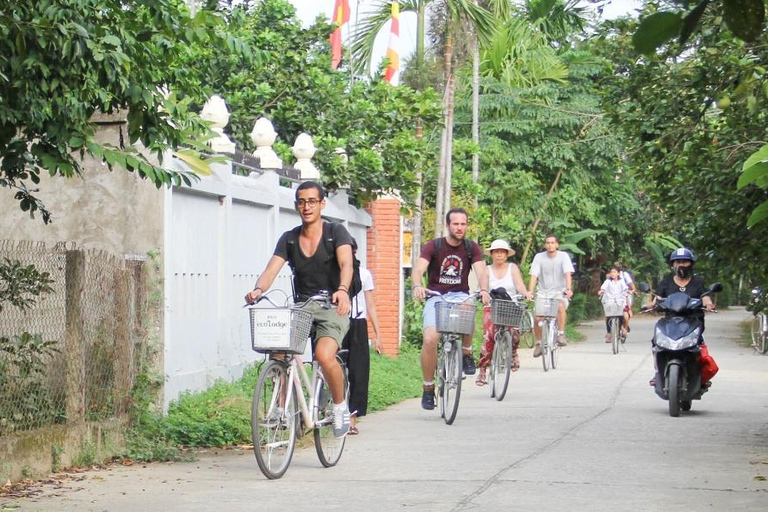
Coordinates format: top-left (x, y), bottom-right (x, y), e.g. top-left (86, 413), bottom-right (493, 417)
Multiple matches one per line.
top-left (123, 345), bottom-right (422, 460)
top-left (740, 318), bottom-right (758, 349)
top-left (123, 297), bottom-right (606, 462)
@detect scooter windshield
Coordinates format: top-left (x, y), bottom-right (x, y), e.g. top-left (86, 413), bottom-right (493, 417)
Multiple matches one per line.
top-left (660, 292), bottom-right (701, 314)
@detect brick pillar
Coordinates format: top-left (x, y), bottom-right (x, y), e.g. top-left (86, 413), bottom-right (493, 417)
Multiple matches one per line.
top-left (366, 197), bottom-right (402, 356)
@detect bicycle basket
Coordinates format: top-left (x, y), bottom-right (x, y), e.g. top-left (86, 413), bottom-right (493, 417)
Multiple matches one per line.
top-left (491, 299), bottom-right (525, 327)
top-left (250, 306), bottom-right (313, 354)
top-left (435, 301), bottom-right (477, 334)
top-left (534, 296), bottom-right (559, 317)
top-left (602, 300), bottom-right (625, 317)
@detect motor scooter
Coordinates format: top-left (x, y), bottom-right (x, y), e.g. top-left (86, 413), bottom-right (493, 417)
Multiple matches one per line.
top-left (639, 282), bottom-right (721, 417)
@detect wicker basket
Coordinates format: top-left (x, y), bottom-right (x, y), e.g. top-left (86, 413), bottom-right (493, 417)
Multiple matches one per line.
top-left (250, 307), bottom-right (313, 354)
top-left (435, 301), bottom-right (477, 334)
top-left (491, 299), bottom-right (526, 327)
top-left (602, 300), bottom-right (625, 317)
top-left (534, 296), bottom-right (560, 317)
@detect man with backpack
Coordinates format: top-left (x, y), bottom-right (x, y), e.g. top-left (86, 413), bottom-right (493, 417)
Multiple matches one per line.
top-left (244, 181), bottom-right (354, 437)
top-left (411, 208), bottom-right (490, 411)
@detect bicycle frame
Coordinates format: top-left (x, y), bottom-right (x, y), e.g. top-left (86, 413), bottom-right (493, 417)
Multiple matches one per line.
top-left (279, 354), bottom-right (320, 431)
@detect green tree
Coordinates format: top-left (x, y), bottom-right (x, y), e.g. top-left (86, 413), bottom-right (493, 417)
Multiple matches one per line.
top-left (0, 0), bottom-right (242, 224)
top-left (186, 0), bottom-right (443, 205)
top-left (598, 7), bottom-right (768, 284)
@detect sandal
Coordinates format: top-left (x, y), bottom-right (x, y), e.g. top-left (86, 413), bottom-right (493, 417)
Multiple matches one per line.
top-left (475, 369), bottom-right (487, 387)
top-left (511, 351), bottom-right (520, 372)
top-left (348, 426), bottom-right (359, 435)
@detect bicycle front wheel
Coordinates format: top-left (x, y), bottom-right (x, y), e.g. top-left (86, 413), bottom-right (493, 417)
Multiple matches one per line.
top-left (440, 335), bottom-right (462, 425)
top-left (314, 357), bottom-right (348, 467)
top-left (611, 318), bottom-right (620, 355)
top-left (492, 329), bottom-right (512, 401)
top-left (753, 314), bottom-right (768, 354)
top-left (252, 359), bottom-right (297, 479)
top-left (520, 311), bottom-right (535, 348)
top-left (550, 322), bottom-right (559, 370)
top-left (751, 315), bottom-right (762, 348)
top-left (541, 321), bottom-right (550, 372)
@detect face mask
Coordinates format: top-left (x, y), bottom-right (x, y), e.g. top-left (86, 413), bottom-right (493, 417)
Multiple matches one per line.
top-left (675, 266), bottom-right (692, 279)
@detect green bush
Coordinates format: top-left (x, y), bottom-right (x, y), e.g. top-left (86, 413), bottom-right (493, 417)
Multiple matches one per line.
top-left (568, 293), bottom-right (604, 324)
top-left (125, 344), bottom-right (423, 456)
top-left (367, 343), bottom-right (422, 413)
top-left (402, 284), bottom-right (425, 346)
top-left (163, 364), bottom-right (261, 447)
top-left (716, 281), bottom-right (733, 308)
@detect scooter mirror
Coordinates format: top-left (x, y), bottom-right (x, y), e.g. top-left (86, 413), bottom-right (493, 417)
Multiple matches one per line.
top-left (709, 282), bottom-right (723, 293)
top-left (638, 283), bottom-right (651, 293)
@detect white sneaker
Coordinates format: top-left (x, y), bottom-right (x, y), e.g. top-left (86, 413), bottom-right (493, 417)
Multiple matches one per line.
top-left (333, 405), bottom-right (350, 438)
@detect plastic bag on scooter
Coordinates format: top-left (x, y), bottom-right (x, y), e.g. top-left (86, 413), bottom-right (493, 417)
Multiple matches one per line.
top-left (698, 344), bottom-right (718, 383)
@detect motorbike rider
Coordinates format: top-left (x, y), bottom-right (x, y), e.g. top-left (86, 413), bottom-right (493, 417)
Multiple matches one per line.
top-left (648, 247), bottom-right (717, 386)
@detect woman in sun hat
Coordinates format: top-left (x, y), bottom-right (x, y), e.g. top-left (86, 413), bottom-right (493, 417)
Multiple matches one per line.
top-left (476, 239), bottom-right (529, 386)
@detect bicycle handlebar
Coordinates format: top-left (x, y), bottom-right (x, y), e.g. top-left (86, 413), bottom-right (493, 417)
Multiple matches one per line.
top-left (245, 290), bottom-right (336, 309)
top-left (425, 289), bottom-right (482, 303)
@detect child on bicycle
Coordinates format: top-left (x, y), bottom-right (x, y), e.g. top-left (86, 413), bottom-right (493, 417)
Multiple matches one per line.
top-left (598, 266), bottom-right (629, 342)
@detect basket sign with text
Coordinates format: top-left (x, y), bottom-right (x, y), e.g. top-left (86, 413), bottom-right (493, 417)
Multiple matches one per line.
top-left (253, 309), bottom-right (292, 350)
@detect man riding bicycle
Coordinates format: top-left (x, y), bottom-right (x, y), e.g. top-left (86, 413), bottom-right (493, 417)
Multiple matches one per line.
top-left (527, 234), bottom-right (574, 356)
top-left (411, 208), bottom-right (490, 410)
top-left (245, 181), bottom-right (353, 437)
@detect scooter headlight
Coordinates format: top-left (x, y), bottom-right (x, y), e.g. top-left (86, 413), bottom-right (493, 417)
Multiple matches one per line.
top-left (654, 327), bottom-right (700, 350)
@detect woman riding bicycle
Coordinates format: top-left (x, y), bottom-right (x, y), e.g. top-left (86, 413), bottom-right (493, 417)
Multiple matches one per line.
top-left (476, 239), bottom-right (529, 386)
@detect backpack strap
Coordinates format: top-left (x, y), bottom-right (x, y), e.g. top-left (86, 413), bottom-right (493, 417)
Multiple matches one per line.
top-left (426, 237), bottom-right (477, 280)
top-left (427, 237), bottom-right (443, 279)
top-left (284, 226), bottom-right (302, 300)
top-left (322, 221), bottom-right (337, 263)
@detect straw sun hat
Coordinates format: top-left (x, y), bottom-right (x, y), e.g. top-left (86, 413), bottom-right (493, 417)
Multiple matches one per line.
top-left (485, 239), bottom-right (515, 256)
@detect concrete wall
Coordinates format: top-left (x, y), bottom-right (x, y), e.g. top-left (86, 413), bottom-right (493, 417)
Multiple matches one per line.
top-left (162, 162), bottom-right (373, 408)
top-left (0, 114), bottom-right (165, 256)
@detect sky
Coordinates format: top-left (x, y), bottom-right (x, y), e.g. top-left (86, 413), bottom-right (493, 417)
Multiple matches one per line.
top-left (286, 0), bottom-right (644, 73)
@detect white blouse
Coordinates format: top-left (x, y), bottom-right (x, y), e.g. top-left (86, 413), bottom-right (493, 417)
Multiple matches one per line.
top-left (488, 263), bottom-right (518, 296)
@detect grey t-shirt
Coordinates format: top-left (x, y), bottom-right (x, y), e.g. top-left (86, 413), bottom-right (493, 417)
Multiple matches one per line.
top-left (530, 250), bottom-right (574, 292)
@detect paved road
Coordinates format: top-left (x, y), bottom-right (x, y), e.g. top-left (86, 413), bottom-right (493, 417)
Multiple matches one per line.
top-left (3, 308), bottom-right (768, 511)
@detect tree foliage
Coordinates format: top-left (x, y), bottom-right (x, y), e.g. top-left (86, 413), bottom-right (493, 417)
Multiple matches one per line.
top-left (597, 6), bottom-right (768, 284)
top-left (0, 0), bottom-right (242, 223)
top-left (186, 0), bottom-right (443, 204)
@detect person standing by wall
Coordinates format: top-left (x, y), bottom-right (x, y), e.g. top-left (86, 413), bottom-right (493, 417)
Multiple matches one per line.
top-left (342, 240), bottom-right (381, 435)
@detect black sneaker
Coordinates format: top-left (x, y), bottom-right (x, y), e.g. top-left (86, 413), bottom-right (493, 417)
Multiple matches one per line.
top-left (421, 388), bottom-right (436, 410)
top-left (462, 354), bottom-right (477, 375)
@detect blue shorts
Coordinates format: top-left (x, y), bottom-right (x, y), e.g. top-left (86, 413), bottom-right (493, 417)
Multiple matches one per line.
top-left (422, 292), bottom-right (471, 331)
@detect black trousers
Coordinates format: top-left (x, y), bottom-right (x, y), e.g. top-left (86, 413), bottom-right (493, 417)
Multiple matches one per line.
top-left (342, 317), bottom-right (370, 417)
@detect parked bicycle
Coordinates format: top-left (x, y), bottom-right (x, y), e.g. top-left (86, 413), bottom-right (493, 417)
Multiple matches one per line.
top-left (248, 291), bottom-right (348, 479)
top-left (602, 297), bottom-right (627, 355)
top-left (749, 287), bottom-right (768, 354)
top-left (427, 290), bottom-right (480, 425)
top-left (535, 291), bottom-right (566, 372)
top-left (518, 305), bottom-right (536, 349)
top-left (488, 294), bottom-right (527, 401)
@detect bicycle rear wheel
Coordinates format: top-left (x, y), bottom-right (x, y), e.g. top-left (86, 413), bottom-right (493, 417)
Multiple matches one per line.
top-left (439, 335), bottom-right (462, 425)
top-left (520, 311), bottom-right (535, 348)
top-left (754, 315), bottom-right (768, 354)
top-left (611, 318), bottom-right (620, 355)
top-left (314, 357), bottom-right (348, 467)
top-left (492, 329), bottom-right (512, 401)
top-left (252, 359), bottom-right (297, 479)
top-left (541, 321), bottom-right (550, 372)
